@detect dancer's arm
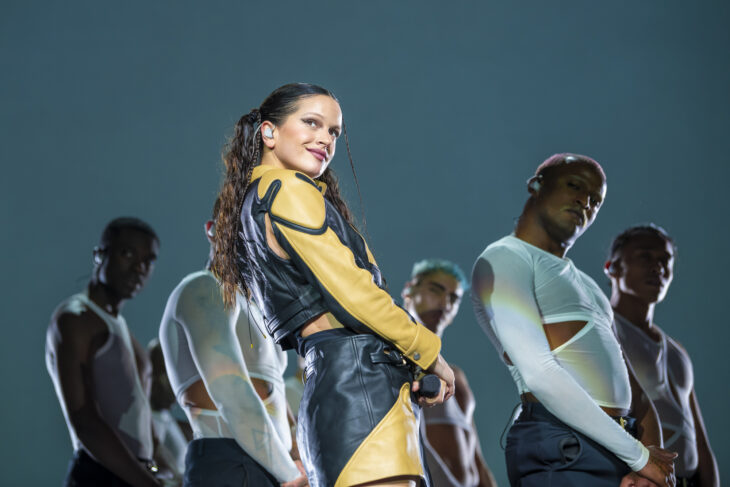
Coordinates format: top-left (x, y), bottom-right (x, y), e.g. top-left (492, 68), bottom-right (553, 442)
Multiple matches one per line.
top-left (174, 274), bottom-right (301, 482)
top-left (690, 388), bottom-right (719, 487)
top-left (472, 248), bottom-right (650, 471)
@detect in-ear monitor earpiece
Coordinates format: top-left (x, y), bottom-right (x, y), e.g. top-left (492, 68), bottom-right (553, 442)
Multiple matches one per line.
top-left (263, 127), bottom-right (273, 139)
top-left (93, 247), bottom-right (104, 265)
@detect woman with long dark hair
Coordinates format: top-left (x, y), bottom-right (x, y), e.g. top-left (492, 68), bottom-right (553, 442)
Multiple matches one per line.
top-left (212, 83), bottom-right (455, 487)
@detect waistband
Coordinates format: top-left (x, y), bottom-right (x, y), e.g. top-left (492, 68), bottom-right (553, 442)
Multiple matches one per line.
top-left (519, 401), bottom-right (638, 438)
top-left (302, 332), bottom-right (410, 381)
top-left (297, 327), bottom-right (355, 356)
top-left (188, 438), bottom-right (247, 457)
top-left (74, 449), bottom-right (157, 473)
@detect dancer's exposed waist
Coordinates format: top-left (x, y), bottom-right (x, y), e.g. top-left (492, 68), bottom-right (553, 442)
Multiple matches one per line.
top-left (520, 392), bottom-right (629, 417)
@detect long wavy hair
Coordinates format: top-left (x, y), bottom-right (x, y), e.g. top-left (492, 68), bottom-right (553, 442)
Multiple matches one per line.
top-left (212, 83), bottom-right (360, 307)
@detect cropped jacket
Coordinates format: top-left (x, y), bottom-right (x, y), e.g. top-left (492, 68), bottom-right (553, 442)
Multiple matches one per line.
top-left (237, 165), bottom-right (440, 370)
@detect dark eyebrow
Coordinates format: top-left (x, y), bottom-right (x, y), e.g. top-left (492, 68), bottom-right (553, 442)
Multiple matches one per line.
top-left (301, 112), bottom-right (341, 131)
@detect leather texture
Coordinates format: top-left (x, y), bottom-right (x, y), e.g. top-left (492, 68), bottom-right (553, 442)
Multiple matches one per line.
top-left (297, 333), bottom-right (430, 487)
top-left (239, 165), bottom-right (440, 369)
top-left (336, 383), bottom-right (425, 486)
top-left (238, 167), bottom-right (329, 349)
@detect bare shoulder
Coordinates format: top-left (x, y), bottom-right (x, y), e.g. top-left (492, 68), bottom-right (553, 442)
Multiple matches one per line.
top-left (47, 302), bottom-right (108, 357)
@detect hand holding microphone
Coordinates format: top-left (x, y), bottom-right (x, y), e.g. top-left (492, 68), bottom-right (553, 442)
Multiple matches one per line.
top-left (412, 353), bottom-right (455, 406)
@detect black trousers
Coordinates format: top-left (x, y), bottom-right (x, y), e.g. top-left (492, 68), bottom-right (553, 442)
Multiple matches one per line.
top-left (64, 449), bottom-right (131, 487)
top-left (505, 402), bottom-right (634, 487)
top-left (183, 438), bottom-right (279, 487)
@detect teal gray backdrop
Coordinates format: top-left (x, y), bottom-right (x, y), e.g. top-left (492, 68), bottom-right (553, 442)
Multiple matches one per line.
top-left (2, 1), bottom-right (728, 485)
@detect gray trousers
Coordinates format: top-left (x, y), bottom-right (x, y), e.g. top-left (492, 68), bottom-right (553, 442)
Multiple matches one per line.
top-left (183, 438), bottom-right (279, 487)
top-left (505, 402), bottom-right (632, 487)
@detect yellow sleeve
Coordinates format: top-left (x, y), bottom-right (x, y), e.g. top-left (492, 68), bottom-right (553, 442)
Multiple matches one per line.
top-left (258, 169), bottom-right (441, 370)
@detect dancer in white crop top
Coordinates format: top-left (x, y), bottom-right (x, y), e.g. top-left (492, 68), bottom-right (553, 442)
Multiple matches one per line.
top-left (471, 154), bottom-right (676, 487)
top-left (157, 209), bottom-right (305, 486)
top-left (607, 224), bottom-right (719, 486)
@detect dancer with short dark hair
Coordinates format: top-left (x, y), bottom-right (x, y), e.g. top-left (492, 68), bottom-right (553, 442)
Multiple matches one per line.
top-left (607, 224), bottom-right (719, 486)
top-left (46, 217), bottom-right (161, 487)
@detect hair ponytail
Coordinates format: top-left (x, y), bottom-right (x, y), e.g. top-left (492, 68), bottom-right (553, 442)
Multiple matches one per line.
top-left (211, 109), bottom-right (262, 308)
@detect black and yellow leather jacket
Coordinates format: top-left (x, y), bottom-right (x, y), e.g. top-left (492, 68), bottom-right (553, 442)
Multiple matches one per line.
top-left (237, 165), bottom-right (440, 370)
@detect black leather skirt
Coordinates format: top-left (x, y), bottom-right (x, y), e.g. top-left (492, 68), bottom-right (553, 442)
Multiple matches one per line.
top-left (297, 331), bottom-right (431, 487)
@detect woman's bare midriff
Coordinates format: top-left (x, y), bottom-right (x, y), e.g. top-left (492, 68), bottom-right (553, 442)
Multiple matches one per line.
top-left (299, 312), bottom-right (338, 337)
top-left (181, 377), bottom-right (274, 410)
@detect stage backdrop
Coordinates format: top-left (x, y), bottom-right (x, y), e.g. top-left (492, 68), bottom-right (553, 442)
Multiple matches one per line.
top-left (2, 1), bottom-right (728, 485)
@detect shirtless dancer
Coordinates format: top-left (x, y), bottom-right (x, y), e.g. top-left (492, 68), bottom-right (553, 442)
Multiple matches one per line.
top-left (158, 204), bottom-right (306, 486)
top-left (402, 259), bottom-right (497, 487)
top-left (471, 154), bottom-right (677, 486)
top-left (46, 217), bottom-right (161, 487)
top-left (607, 224), bottom-right (719, 487)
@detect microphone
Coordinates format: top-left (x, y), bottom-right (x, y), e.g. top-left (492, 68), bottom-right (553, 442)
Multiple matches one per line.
top-left (418, 374), bottom-right (442, 399)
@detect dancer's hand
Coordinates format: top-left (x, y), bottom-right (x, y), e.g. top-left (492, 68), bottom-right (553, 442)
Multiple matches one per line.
top-left (636, 445), bottom-right (677, 487)
top-left (620, 472), bottom-right (659, 487)
top-left (281, 470), bottom-right (308, 487)
top-left (279, 460), bottom-right (309, 487)
top-left (413, 354), bottom-right (455, 406)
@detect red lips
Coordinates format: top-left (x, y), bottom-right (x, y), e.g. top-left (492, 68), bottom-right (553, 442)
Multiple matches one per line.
top-left (307, 148), bottom-right (327, 161)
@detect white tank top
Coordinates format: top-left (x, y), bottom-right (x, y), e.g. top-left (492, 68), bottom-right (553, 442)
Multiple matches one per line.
top-left (614, 314), bottom-right (698, 476)
top-left (46, 291), bottom-right (153, 459)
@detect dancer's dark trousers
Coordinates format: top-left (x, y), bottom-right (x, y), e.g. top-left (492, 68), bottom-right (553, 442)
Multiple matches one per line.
top-left (64, 449), bottom-right (131, 487)
top-left (184, 438), bottom-right (279, 487)
top-left (506, 402), bottom-right (633, 486)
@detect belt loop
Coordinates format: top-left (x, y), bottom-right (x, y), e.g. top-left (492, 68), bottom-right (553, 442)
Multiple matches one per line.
top-left (196, 439), bottom-right (205, 456)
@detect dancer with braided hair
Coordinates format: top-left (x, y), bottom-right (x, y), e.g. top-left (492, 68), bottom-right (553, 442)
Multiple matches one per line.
top-left (212, 83), bottom-right (455, 487)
